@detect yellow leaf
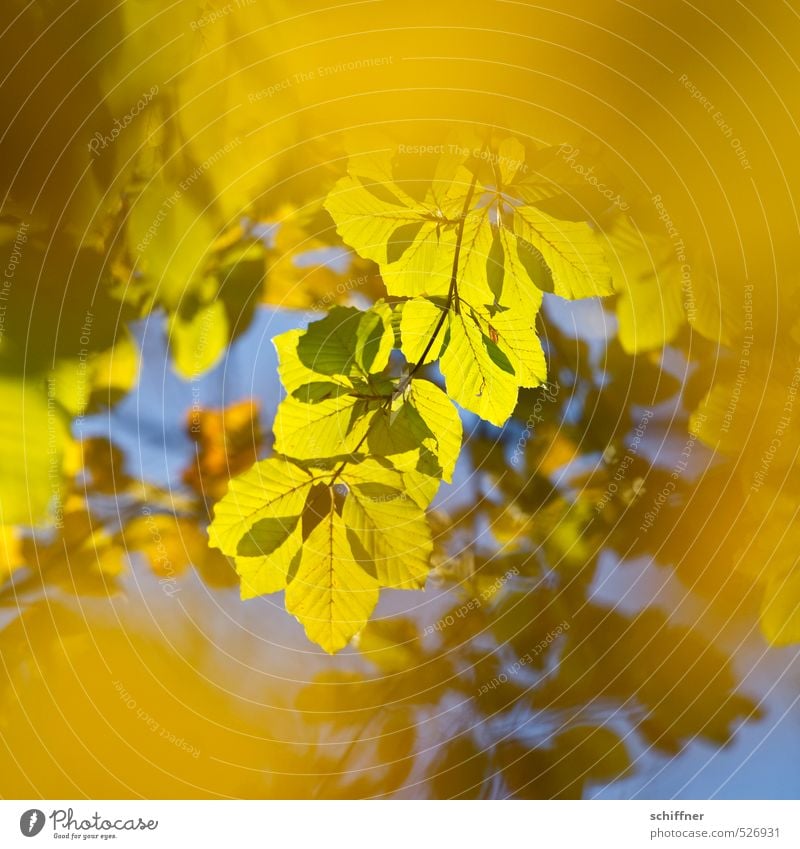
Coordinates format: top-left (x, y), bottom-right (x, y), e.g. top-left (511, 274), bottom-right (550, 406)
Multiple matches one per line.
top-left (0, 526), bottom-right (23, 583)
top-left (477, 304), bottom-right (547, 389)
top-left (295, 305), bottom-right (394, 379)
top-left (89, 329), bottom-right (140, 402)
top-left (207, 458), bottom-right (313, 555)
top-left (285, 509), bottom-right (378, 654)
top-left (609, 223), bottom-right (685, 353)
top-left (496, 224), bottom-right (546, 316)
top-left (341, 462), bottom-right (433, 590)
top-left (440, 310), bottom-right (519, 426)
top-left (0, 377), bottom-right (71, 525)
top-left (127, 175), bottom-right (219, 311)
top-left (182, 399), bottom-right (263, 501)
top-left (339, 454), bottom-right (439, 509)
top-left (324, 149), bottom-right (462, 298)
top-left (450, 211), bottom-right (497, 308)
top-left (497, 137), bottom-right (526, 185)
top-left (49, 330), bottom-right (140, 417)
top-left (124, 514), bottom-right (208, 578)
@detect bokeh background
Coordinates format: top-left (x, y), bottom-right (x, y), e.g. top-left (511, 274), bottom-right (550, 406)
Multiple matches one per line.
top-left (0, 0), bottom-right (799, 798)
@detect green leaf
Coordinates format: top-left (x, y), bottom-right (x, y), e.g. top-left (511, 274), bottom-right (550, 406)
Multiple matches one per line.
top-left (760, 570), bottom-right (800, 646)
top-left (285, 508), bottom-right (379, 654)
top-left (237, 516), bottom-right (299, 557)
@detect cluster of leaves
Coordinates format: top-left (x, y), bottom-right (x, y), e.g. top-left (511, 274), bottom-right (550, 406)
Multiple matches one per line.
top-left (290, 549), bottom-right (757, 798)
top-left (208, 137), bottom-right (616, 652)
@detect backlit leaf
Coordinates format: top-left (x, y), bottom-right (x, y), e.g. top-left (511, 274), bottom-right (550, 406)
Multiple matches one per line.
top-left (440, 310), bottom-right (519, 426)
top-left (341, 458), bottom-right (433, 589)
